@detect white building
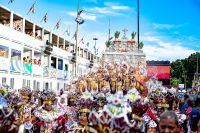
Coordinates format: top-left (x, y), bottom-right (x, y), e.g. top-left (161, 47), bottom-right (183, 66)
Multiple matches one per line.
top-left (0, 5), bottom-right (99, 92)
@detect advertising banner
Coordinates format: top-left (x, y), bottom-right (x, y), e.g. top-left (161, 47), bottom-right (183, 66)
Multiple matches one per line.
top-left (57, 70), bottom-right (64, 79)
top-left (0, 45), bottom-right (9, 58)
top-left (10, 60), bottom-right (21, 72)
top-left (0, 57), bottom-right (9, 71)
top-left (49, 67), bottom-right (57, 78)
top-left (147, 66), bottom-right (170, 79)
top-left (43, 66), bottom-right (49, 77)
top-left (64, 70), bottom-right (68, 80)
top-left (23, 63), bottom-right (32, 74)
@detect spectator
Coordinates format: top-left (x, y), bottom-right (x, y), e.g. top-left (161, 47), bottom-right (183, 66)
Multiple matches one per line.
top-left (180, 94), bottom-right (190, 132)
top-left (195, 97), bottom-right (200, 110)
top-left (186, 99), bottom-right (200, 132)
top-left (158, 111), bottom-right (178, 133)
top-left (38, 59), bottom-right (41, 66)
top-left (33, 59), bottom-right (37, 65)
top-left (23, 57), bottom-right (27, 62)
top-left (180, 94), bottom-right (189, 114)
top-left (29, 59), bottom-right (32, 64)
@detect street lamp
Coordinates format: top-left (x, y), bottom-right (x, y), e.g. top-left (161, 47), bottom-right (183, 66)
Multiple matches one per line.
top-left (74, 0), bottom-right (85, 77)
top-left (93, 37), bottom-right (98, 42)
top-left (93, 37), bottom-right (98, 55)
top-left (197, 52), bottom-right (199, 75)
top-left (137, 0), bottom-right (140, 49)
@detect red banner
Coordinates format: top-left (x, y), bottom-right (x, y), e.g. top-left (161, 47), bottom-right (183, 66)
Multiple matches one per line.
top-left (147, 66), bottom-right (170, 79)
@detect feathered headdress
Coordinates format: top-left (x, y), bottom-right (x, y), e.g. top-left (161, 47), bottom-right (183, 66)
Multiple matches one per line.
top-left (19, 87), bottom-right (32, 100)
top-left (77, 92), bottom-right (95, 113)
top-left (41, 90), bottom-right (56, 105)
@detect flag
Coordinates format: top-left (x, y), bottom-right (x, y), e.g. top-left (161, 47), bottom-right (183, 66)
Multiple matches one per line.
top-left (54, 19), bottom-right (61, 30)
top-left (93, 43), bottom-right (97, 53)
top-left (63, 26), bottom-right (70, 36)
top-left (93, 43), bottom-right (96, 49)
top-left (41, 12), bottom-right (48, 23)
top-left (8, 0), bottom-right (14, 4)
top-left (96, 48), bottom-right (99, 55)
top-left (79, 35), bottom-right (85, 45)
top-left (67, 26), bottom-right (70, 36)
top-left (27, 2), bottom-right (36, 15)
top-left (86, 42), bottom-right (89, 47)
top-left (71, 31), bottom-right (77, 40)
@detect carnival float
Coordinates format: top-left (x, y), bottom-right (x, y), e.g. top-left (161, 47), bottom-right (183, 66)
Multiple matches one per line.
top-left (0, 30), bottom-right (186, 133)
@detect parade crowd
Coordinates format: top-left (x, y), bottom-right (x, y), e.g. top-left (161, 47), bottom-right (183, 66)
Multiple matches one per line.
top-left (0, 62), bottom-right (200, 133)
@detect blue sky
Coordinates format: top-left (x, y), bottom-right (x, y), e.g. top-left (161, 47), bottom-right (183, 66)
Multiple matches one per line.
top-left (1, 0), bottom-right (200, 61)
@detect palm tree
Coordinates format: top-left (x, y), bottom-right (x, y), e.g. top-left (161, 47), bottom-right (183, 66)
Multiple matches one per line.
top-left (105, 40), bottom-right (112, 48)
top-left (114, 31), bottom-right (120, 39)
top-left (131, 32), bottom-right (136, 40)
top-left (138, 41), bottom-right (144, 49)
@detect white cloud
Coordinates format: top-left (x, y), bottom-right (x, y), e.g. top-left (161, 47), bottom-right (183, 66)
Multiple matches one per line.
top-left (142, 35), bottom-right (196, 61)
top-left (90, 7), bottom-right (114, 14)
top-left (104, 2), bottom-right (129, 10)
top-left (89, 7), bottom-right (122, 15)
top-left (68, 11), bottom-right (76, 17)
top-left (87, 2), bottom-right (130, 16)
top-left (86, 0), bottom-right (98, 3)
top-left (142, 36), bottom-right (160, 42)
top-left (104, 2), bottom-right (118, 6)
top-left (153, 23), bottom-right (183, 30)
top-left (82, 14), bottom-right (96, 21)
top-left (68, 11), bottom-right (96, 21)
top-left (188, 36), bottom-right (199, 42)
top-left (111, 5), bottom-right (129, 10)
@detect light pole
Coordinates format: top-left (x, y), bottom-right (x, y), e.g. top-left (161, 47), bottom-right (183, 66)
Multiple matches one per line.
top-left (93, 37), bottom-right (98, 56)
top-left (74, 0), bottom-right (84, 77)
top-left (137, 0), bottom-right (140, 49)
top-left (194, 52), bottom-right (199, 82)
top-left (197, 52), bottom-right (199, 75)
top-left (183, 72), bottom-right (187, 90)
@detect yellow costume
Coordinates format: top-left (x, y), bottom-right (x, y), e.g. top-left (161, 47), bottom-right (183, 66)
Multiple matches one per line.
top-left (78, 80), bottom-right (87, 93)
top-left (116, 80), bottom-right (122, 91)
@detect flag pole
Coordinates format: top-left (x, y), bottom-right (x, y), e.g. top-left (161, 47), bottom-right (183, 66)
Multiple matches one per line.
top-left (79, 35), bottom-right (85, 44)
top-left (137, 0), bottom-right (140, 49)
top-left (75, 0), bottom-right (80, 77)
top-left (197, 52), bottom-right (199, 75)
top-left (8, 0), bottom-right (14, 4)
top-left (108, 18), bottom-right (110, 41)
top-left (41, 12), bottom-right (48, 22)
top-left (53, 18), bottom-right (61, 30)
top-left (27, 1), bottom-right (36, 15)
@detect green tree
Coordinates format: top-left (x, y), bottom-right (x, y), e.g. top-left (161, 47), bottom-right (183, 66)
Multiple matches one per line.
top-left (105, 40), bottom-right (112, 48)
top-left (170, 78), bottom-right (181, 86)
top-left (170, 52), bottom-right (200, 88)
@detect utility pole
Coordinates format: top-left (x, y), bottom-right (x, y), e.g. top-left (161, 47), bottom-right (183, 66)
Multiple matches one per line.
top-left (197, 52), bottom-right (199, 74)
top-left (137, 0), bottom-right (140, 49)
top-left (184, 72), bottom-right (187, 90)
top-left (93, 38), bottom-right (98, 55)
top-left (180, 60), bottom-right (187, 90)
top-left (108, 19), bottom-right (111, 41)
top-left (74, 0), bottom-right (80, 77)
top-left (74, 0), bottom-right (84, 77)
top-left (194, 52), bottom-right (199, 81)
